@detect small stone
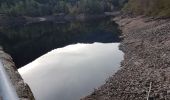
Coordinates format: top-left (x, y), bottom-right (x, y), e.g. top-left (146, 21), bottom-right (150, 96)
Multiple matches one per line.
top-left (167, 90), bottom-right (170, 94)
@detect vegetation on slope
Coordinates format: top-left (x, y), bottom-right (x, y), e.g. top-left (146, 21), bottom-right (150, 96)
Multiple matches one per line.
top-left (1, 0), bottom-right (170, 17)
top-left (0, 0), bottom-right (127, 16)
top-left (122, 0), bottom-right (170, 17)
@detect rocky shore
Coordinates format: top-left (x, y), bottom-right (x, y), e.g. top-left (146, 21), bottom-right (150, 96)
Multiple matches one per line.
top-left (0, 47), bottom-right (34, 100)
top-left (82, 16), bottom-right (170, 100)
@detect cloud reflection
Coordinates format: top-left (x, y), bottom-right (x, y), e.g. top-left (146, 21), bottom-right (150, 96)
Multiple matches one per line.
top-left (18, 43), bottom-right (123, 100)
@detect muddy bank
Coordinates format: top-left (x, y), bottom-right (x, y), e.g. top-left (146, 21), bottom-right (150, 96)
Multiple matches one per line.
top-left (82, 17), bottom-right (170, 100)
top-left (0, 47), bottom-right (34, 100)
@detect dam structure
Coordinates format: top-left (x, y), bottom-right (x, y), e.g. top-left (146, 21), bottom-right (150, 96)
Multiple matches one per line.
top-left (0, 47), bottom-right (34, 100)
top-left (0, 61), bottom-right (19, 100)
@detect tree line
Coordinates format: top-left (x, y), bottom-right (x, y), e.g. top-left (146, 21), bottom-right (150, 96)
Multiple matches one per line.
top-left (0, 0), bottom-right (127, 16)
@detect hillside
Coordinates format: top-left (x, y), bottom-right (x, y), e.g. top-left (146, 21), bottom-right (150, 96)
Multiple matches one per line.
top-left (82, 0), bottom-right (170, 100)
top-left (83, 16), bottom-right (170, 100)
top-left (123, 0), bottom-right (170, 17)
top-left (0, 0), bottom-right (127, 16)
top-left (0, 0), bottom-right (170, 18)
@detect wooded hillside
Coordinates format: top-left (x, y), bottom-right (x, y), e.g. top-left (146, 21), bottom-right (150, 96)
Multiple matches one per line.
top-left (123, 0), bottom-right (170, 17)
top-left (0, 0), bottom-right (127, 16)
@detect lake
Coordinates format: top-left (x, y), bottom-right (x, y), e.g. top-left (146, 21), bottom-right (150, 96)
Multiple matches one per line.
top-left (0, 18), bottom-right (121, 68)
top-left (18, 43), bottom-right (123, 100)
top-left (0, 17), bottom-right (123, 100)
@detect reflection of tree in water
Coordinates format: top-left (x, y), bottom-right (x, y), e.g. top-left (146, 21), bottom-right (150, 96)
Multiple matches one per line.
top-left (0, 18), bottom-right (121, 68)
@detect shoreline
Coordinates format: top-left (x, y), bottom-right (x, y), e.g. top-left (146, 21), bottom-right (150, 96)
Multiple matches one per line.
top-left (0, 12), bottom-right (119, 27)
top-left (82, 17), bottom-right (170, 100)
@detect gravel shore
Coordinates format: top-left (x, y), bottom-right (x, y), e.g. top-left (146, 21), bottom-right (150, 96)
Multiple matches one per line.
top-left (82, 17), bottom-right (170, 100)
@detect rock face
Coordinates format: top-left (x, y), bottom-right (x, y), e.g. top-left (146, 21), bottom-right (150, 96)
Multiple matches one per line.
top-left (0, 47), bottom-right (35, 100)
top-left (82, 17), bottom-right (170, 100)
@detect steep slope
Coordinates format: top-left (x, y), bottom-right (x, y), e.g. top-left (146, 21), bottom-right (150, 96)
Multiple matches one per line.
top-left (122, 0), bottom-right (170, 17)
top-left (82, 17), bottom-right (170, 100)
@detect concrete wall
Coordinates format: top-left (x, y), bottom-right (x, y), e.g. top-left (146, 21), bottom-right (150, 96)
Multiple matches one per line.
top-left (0, 47), bottom-right (34, 100)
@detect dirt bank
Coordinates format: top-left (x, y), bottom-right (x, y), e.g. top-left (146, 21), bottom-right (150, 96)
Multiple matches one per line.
top-left (82, 16), bottom-right (170, 100)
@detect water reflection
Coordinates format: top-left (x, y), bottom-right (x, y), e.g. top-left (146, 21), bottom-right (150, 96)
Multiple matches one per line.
top-left (0, 19), bottom-right (120, 67)
top-left (18, 43), bottom-right (123, 100)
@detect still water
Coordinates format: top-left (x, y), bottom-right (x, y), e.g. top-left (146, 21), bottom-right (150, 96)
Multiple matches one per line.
top-left (0, 17), bottom-right (123, 99)
top-left (0, 18), bottom-right (120, 67)
top-left (19, 43), bottom-right (123, 100)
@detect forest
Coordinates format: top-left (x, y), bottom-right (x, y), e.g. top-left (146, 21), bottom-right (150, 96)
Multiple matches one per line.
top-left (0, 0), bottom-right (127, 16)
top-left (0, 0), bottom-right (170, 17)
